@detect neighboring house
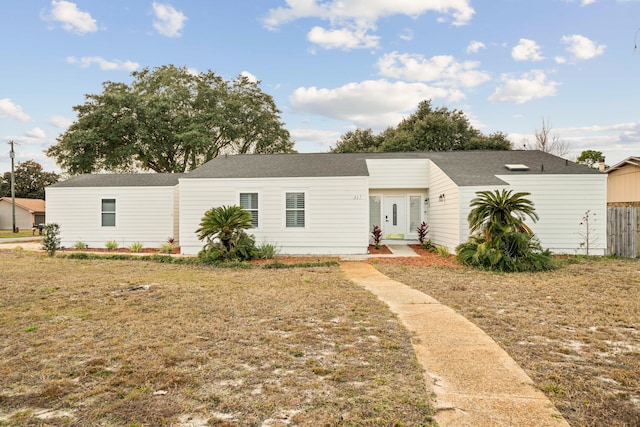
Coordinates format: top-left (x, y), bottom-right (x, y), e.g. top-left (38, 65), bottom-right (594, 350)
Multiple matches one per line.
top-left (46, 150), bottom-right (607, 255)
top-left (605, 156), bottom-right (640, 258)
top-left (0, 197), bottom-right (46, 231)
top-left (605, 156), bottom-right (640, 206)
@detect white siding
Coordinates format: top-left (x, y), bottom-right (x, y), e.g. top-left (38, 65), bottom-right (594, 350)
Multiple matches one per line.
top-left (496, 174), bottom-right (607, 255)
top-left (366, 159), bottom-right (429, 189)
top-left (426, 163), bottom-right (461, 252)
top-left (45, 186), bottom-right (177, 249)
top-left (457, 174), bottom-right (608, 255)
top-left (179, 176), bottom-right (370, 255)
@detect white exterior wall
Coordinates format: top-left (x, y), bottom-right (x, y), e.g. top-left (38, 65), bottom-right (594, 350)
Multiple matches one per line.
top-left (458, 174), bottom-right (607, 255)
top-left (366, 159), bottom-right (429, 189)
top-left (426, 163), bottom-right (462, 253)
top-left (0, 202), bottom-right (34, 230)
top-left (179, 176), bottom-right (370, 255)
top-left (45, 186), bottom-right (177, 249)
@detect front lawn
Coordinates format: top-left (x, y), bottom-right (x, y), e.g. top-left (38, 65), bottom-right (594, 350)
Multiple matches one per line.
top-left (375, 256), bottom-right (640, 427)
top-left (0, 251), bottom-right (435, 426)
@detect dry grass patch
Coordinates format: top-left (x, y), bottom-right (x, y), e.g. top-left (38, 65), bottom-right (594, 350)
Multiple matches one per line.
top-left (0, 251), bottom-right (435, 426)
top-left (376, 257), bottom-right (640, 427)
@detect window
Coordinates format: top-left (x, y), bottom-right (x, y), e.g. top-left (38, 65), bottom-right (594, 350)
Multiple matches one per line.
top-left (286, 192), bottom-right (305, 227)
top-left (409, 195), bottom-right (422, 232)
top-left (369, 195), bottom-right (381, 229)
top-left (101, 199), bottom-right (116, 227)
top-left (240, 193), bottom-right (259, 228)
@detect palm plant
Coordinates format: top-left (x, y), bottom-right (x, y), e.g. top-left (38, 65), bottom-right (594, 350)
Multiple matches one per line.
top-left (467, 189), bottom-right (539, 240)
top-left (196, 205), bottom-right (256, 261)
top-left (458, 189), bottom-right (555, 272)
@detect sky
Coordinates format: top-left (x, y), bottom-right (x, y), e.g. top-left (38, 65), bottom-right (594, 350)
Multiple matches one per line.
top-left (1, 0), bottom-right (639, 175)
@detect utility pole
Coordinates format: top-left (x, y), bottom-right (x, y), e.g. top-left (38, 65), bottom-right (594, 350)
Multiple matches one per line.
top-left (9, 140), bottom-right (16, 233)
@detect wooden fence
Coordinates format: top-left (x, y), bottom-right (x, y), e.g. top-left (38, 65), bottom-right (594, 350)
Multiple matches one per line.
top-left (607, 206), bottom-right (640, 258)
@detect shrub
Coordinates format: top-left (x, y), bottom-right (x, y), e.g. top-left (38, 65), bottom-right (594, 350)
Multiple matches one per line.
top-left (256, 242), bottom-right (279, 259)
top-left (197, 205), bottom-right (257, 261)
top-left (371, 225), bottom-right (383, 249)
top-left (73, 241), bottom-right (88, 249)
top-left (436, 245), bottom-right (449, 257)
top-left (105, 240), bottom-right (119, 251)
top-left (159, 242), bottom-right (174, 254)
top-left (129, 242), bottom-right (144, 253)
top-left (42, 223), bottom-right (61, 256)
top-left (416, 221), bottom-right (429, 244)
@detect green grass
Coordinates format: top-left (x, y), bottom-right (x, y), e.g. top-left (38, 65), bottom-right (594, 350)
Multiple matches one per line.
top-left (0, 229), bottom-right (39, 238)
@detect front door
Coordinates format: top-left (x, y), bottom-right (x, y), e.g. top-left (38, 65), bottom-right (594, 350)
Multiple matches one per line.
top-left (384, 196), bottom-right (406, 238)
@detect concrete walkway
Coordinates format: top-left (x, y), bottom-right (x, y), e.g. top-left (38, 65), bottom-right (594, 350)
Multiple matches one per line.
top-left (340, 262), bottom-right (569, 427)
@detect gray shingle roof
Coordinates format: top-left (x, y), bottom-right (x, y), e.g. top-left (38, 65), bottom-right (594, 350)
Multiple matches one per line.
top-left (186, 153), bottom-right (372, 178)
top-left (48, 151), bottom-right (602, 188)
top-left (426, 150), bottom-right (602, 186)
top-left (48, 173), bottom-right (184, 188)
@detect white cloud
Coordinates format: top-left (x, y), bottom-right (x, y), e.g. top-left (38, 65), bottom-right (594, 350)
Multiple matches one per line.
top-left (562, 34), bottom-right (606, 60)
top-left (488, 70), bottom-right (559, 104)
top-left (46, 0), bottom-right (97, 34)
top-left (49, 115), bottom-right (74, 129)
top-left (562, 0), bottom-right (597, 5)
top-left (377, 52), bottom-right (491, 88)
top-left (307, 26), bottom-right (380, 50)
top-left (240, 71), bottom-right (258, 83)
top-left (555, 56), bottom-right (567, 64)
top-left (466, 40), bottom-right (486, 54)
top-left (66, 56), bottom-right (139, 71)
top-left (152, 2), bottom-right (187, 38)
top-left (290, 128), bottom-right (342, 150)
top-left (263, 1), bottom-right (475, 50)
top-left (512, 38), bottom-right (544, 61)
top-left (399, 29), bottom-right (414, 41)
top-left (25, 128), bottom-right (46, 139)
top-left (0, 99), bottom-right (31, 122)
top-left (289, 79), bottom-right (455, 129)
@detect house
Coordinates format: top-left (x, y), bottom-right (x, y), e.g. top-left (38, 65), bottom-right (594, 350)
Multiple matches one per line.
top-left (605, 156), bottom-right (640, 258)
top-left (46, 150), bottom-right (607, 255)
top-left (0, 197), bottom-right (46, 231)
top-left (605, 156), bottom-right (640, 206)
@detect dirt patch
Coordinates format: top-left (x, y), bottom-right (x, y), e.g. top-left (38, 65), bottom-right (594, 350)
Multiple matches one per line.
top-left (376, 257), bottom-right (640, 427)
top-left (368, 244), bottom-right (392, 255)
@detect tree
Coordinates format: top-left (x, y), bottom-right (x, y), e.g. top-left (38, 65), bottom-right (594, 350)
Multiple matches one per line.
top-left (467, 189), bottom-right (539, 240)
top-left (196, 205), bottom-right (256, 261)
top-left (330, 128), bottom-right (382, 153)
top-left (0, 160), bottom-right (60, 199)
top-left (47, 65), bottom-right (295, 174)
top-left (577, 150), bottom-right (605, 169)
top-left (457, 189), bottom-right (555, 272)
top-left (523, 118), bottom-right (570, 157)
top-left (331, 100), bottom-right (512, 153)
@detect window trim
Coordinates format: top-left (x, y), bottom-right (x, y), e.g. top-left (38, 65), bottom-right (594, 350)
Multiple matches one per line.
top-left (239, 192), bottom-right (260, 229)
top-left (101, 198), bottom-right (116, 227)
top-left (284, 191), bottom-right (306, 229)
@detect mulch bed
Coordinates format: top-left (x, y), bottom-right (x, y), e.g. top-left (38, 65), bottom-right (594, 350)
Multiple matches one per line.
top-left (370, 244), bottom-right (461, 268)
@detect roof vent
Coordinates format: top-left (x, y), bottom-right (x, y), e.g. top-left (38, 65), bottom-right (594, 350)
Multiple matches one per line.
top-left (504, 164), bottom-right (530, 171)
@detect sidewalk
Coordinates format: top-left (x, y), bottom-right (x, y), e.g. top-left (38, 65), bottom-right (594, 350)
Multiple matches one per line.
top-left (340, 262), bottom-right (569, 427)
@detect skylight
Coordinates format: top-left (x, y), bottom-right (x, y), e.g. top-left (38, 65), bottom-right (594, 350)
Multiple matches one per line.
top-left (504, 164), bottom-right (530, 171)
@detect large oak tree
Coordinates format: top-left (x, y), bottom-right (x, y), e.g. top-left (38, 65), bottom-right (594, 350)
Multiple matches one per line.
top-left (330, 100), bottom-right (512, 153)
top-left (47, 65), bottom-right (295, 174)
